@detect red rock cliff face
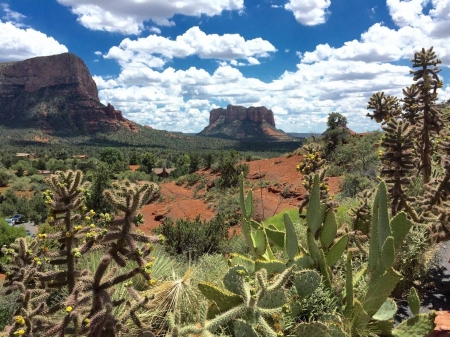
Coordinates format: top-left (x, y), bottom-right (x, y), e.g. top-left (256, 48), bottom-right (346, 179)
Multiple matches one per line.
top-left (0, 53), bottom-right (137, 134)
top-left (0, 53), bottom-right (99, 98)
top-left (209, 104), bottom-right (276, 127)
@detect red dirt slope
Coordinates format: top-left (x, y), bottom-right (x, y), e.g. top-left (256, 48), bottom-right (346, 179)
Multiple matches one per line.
top-left (139, 154), bottom-right (341, 234)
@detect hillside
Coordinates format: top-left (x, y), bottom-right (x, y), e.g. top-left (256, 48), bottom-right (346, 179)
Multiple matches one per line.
top-left (139, 154), bottom-right (341, 233)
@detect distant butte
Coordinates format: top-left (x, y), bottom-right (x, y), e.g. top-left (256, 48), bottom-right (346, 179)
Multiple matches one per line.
top-left (0, 52), bottom-right (137, 134)
top-left (198, 104), bottom-right (294, 141)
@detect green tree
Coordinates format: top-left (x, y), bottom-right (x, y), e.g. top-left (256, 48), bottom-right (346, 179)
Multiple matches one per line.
top-left (28, 192), bottom-right (49, 225)
top-left (12, 161), bottom-right (27, 177)
top-left (203, 152), bottom-right (214, 169)
top-left (140, 152), bottom-right (156, 174)
top-left (0, 169), bottom-right (11, 187)
top-left (99, 147), bottom-right (124, 165)
top-left (48, 159), bottom-right (67, 172)
top-left (85, 163), bottom-right (113, 215)
top-left (0, 219), bottom-right (26, 251)
top-left (217, 150), bottom-right (248, 189)
top-left (189, 153), bottom-right (201, 173)
top-left (129, 151), bottom-right (141, 165)
top-left (154, 214), bottom-right (230, 260)
top-left (32, 157), bottom-right (47, 170)
top-left (173, 154), bottom-right (190, 177)
top-left (323, 112), bottom-right (350, 156)
top-left (56, 149), bottom-right (69, 160)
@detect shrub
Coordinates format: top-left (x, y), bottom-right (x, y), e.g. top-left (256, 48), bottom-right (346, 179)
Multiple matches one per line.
top-left (154, 215), bottom-right (231, 260)
top-left (0, 292), bottom-right (19, 331)
top-left (393, 224), bottom-right (434, 296)
top-left (339, 173), bottom-right (373, 198)
top-left (185, 173), bottom-right (201, 187)
top-left (0, 169), bottom-right (12, 187)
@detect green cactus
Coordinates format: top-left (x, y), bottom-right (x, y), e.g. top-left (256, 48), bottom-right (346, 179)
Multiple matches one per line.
top-left (341, 180), bottom-right (435, 336)
top-left (198, 282), bottom-right (243, 314)
top-left (1, 173), bottom-right (161, 337)
top-left (239, 175), bottom-right (275, 261)
top-left (294, 321), bottom-right (347, 337)
top-left (293, 270), bottom-right (321, 298)
top-left (408, 287), bottom-right (420, 317)
top-left (392, 313), bottom-right (436, 337)
top-left (169, 266), bottom-right (293, 336)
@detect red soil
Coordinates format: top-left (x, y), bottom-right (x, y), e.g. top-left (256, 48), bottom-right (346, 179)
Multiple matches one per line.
top-left (139, 154), bottom-right (341, 234)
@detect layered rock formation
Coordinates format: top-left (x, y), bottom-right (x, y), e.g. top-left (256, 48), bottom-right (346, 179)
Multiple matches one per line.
top-left (0, 53), bottom-right (136, 134)
top-left (209, 105), bottom-right (276, 127)
top-left (199, 104), bottom-right (293, 141)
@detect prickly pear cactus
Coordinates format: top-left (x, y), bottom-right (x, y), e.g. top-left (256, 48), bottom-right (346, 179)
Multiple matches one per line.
top-left (169, 266), bottom-right (293, 336)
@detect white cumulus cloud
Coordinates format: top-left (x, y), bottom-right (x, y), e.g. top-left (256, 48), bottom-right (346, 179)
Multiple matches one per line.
top-left (56, 0), bottom-right (245, 34)
top-left (92, 0), bottom-right (450, 133)
top-left (285, 0), bottom-right (331, 25)
top-left (104, 26), bottom-right (276, 70)
top-left (0, 20), bottom-right (68, 62)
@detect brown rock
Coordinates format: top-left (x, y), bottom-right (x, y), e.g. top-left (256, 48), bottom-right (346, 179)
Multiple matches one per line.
top-left (0, 53), bottom-right (99, 98)
top-left (209, 104), bottom-right (276, 127)
top-left (428, 311), bottom-right (450, 337)
top-left (0, 52), bottom-right (138, 134)
top-left (199, 104), bottom-right (297, 141)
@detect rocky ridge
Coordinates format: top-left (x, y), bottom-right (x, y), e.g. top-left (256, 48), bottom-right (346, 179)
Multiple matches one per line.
top-left (209, 105), bottom-right (276, 127)
top-left (0, 53), bottom-right (137, 134)
top-left (198, 104), bottom-right (293, 141)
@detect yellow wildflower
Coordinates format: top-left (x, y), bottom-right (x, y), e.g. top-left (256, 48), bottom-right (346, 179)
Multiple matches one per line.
top-left (15, 316), bottom-right (25, 325)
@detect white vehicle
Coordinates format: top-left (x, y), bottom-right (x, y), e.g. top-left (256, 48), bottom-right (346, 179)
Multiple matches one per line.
top-left (5, 218), bottom-right (15, 226)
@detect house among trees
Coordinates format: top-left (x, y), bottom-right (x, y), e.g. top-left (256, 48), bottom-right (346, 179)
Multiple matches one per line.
top-left (15, 153), bottom-right (36, 159)
top-left (73, 155), bottom-right (89, 159)
top-left (152, 167), bottom-right (174, 178)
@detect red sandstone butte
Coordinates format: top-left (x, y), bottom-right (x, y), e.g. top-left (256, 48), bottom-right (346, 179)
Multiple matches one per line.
top-left (0, 53), bottom-right (137, 133)
top-left (209, 104), bottom-right (276, 127)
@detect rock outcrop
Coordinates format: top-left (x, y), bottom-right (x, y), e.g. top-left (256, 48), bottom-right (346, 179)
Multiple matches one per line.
top-left (209, 105), bottom-right (276, 127)
top-left (198, 104), bottom-right (294, 141)
top-left (0, 53), bottom-right (137, 134)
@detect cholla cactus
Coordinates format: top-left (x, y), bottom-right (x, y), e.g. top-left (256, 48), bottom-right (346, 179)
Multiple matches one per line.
top-left (403, 47), bottom-right (444, 184)
top-left (1, 171), bottom-right (161, 337)
top-left (296, 144), bottom-right (325, 176)
top-left (378, 119), bottom-right (417, 217)
top-left (169, 266), bottom-right (293, 336)
top-left (366, 92), bottom-right (402, 124)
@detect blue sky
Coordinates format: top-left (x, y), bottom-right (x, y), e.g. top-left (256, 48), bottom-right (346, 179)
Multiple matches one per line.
top-left (1, 0), bottom-right (449, 133)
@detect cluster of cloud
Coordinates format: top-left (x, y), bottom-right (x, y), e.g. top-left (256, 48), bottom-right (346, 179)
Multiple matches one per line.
top-left (56, 0), bottom-right (245, 34)
top-left (93, 0), bottom-right (450, 133)
top-left (103, 26), bottom-right (277, 71)
top-left (0, 22), bottom-right (68, 62)
top-left (285, 0), bottom-right (331, 26)
top-left (301, 0), bottom-right (450, 65)
top-left (2, 1), bottom-right (450, 133)
top-left (56, 0), bottom-right (333, 34)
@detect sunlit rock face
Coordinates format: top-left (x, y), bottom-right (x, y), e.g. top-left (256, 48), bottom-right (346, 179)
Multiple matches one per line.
top-left (199, 104), bottom-right (293, 141)
top-left (0, 52), bottom-right (137, 134)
